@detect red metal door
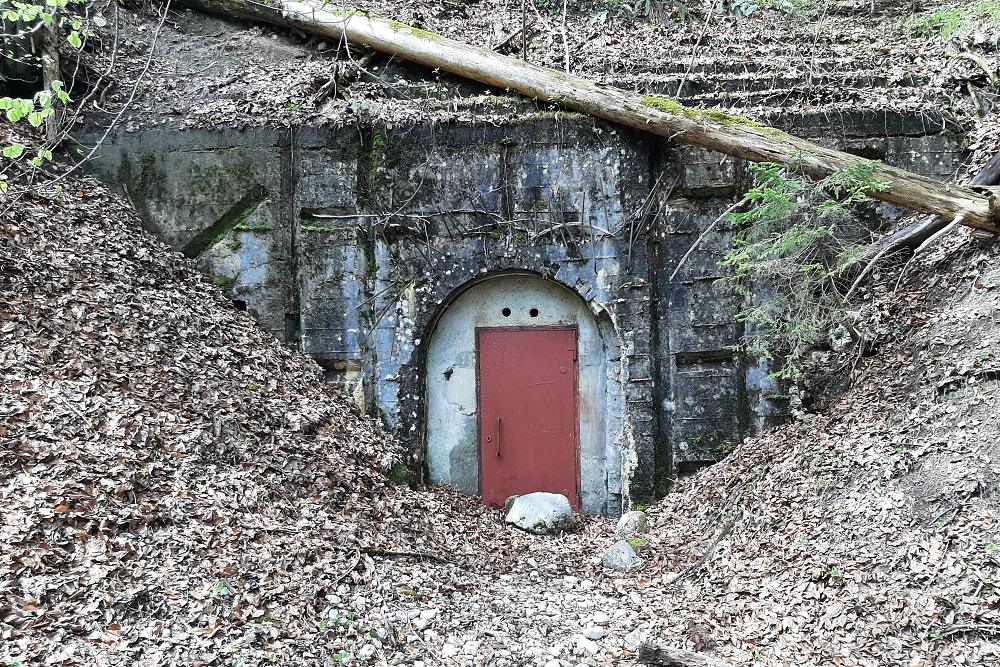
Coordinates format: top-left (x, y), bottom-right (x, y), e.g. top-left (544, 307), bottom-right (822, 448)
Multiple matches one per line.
top-left (477, 327), bottom-right (579, 510)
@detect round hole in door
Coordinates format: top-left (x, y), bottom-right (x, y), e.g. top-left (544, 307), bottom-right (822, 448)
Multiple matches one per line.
top-left (502, 307), bottom-right (511, 317)
top-left (529, 308), bottom-right (539, 318)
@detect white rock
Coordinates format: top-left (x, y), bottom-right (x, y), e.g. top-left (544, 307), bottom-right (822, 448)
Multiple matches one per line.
top-left (575, 636), bottom-right (600, 655)
top-left (591, 611), bottom-right (610, 625)
top-left (614, 510), bottom-right (649, 538)
top-left (582, 627), bottom-right (605, 640)
top-left (441, 644), bottom-right (459, 658)
top-left (358, 644), bottom-right (376, 659)
top-left (419, 609), bottom-right (438, 620)
top-left (504, 492), bottom-right (578, 534)
top-left (601, 540), bottom-right (642, 571)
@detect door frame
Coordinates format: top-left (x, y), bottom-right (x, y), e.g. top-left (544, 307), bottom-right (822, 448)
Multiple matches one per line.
top-left (474, 325), bottom-right (581, 508)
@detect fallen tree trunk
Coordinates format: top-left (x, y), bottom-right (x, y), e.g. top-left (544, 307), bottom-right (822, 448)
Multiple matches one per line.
top-left (182, 0), bottom-right (998, 233)
top-left (840, 151), bottom-right (1000, 293)
top-left (861, 151), bottom-right (1000, 259)
top-left (637, 644), bottom-right (728, 667)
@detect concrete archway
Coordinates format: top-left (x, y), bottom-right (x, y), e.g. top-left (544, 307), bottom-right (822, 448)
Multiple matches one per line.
top-left (424, 272), bottom-right (622, 514)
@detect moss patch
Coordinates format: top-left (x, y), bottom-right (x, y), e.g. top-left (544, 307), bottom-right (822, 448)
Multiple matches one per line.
top-left (234, 223), bottom-right (275, 233)
top-left (211, 275), bottom-right (236, 289)
top-left (641, 95), bottom-right (688, 116)
top-left (641, 95), bottom-right (770, 131)
top-left (301, 224), bottom-right (352, 233)
top-left (386, 19), bottom-right (442, 40)
top-left (627, 537), bottom-right (649, 552)
top-left (388, 463), bottom-right (414, 485)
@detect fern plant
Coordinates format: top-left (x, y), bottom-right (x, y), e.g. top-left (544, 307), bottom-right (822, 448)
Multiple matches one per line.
top-left (720, 160), bottom-right (888, 380)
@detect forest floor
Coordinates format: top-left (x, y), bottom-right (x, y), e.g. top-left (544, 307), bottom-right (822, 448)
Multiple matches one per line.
top-left (3, 159), bottom-right (999, 667)
top-left (3, 1), bottom-right (1000, 666)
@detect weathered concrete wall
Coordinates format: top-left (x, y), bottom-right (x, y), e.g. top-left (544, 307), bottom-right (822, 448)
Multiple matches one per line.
top-left (83, 109), bottom-right (967, 513)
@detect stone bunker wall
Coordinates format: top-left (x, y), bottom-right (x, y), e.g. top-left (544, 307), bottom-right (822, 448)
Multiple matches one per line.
top-left (86, 110), bottom-right (965, 513)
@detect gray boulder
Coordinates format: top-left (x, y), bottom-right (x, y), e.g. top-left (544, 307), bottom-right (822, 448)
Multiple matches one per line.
top-left (614, 510), bottom-right (649, 538)
top-left (601, 539), bottom-right (642, 571)
top-left (504, 492), bottom-right (577, 534)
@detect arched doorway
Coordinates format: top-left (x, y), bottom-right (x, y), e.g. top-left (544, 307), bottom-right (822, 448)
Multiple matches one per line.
top-left (424, 272), bottom-right (619, 514)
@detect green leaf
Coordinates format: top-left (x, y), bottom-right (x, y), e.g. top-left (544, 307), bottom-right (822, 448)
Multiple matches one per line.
top-left (35, 90), bottom-right (52, 108)
top-left (3, 10), bottom-right (19, 21)
top-left (40, 149), bottom-right (53, 161)
top-left (29, 156), bottom-right (43, 168)
top-left (0, 98), bottom-right (12, 111)
top-left (67, 31), bottom-right (82, 49)
top-left (3, 144), bottom-right (26, 159)
top-left (27, 110), bottom-right (46, 127)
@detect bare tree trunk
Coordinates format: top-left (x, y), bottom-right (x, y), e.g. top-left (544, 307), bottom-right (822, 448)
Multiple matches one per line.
top-left (41, 24), bottom-right (61, 142)
top-left (181, 0), bottom-right (998, 233)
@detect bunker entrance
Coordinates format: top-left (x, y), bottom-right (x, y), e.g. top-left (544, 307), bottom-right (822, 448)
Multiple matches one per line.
top-left (424, 273), bottom-right (620, 514)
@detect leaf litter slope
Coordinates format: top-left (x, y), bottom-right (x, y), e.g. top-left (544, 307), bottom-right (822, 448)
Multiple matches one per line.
top-left (0, 176), bottom-right (506, 665)
top-left (637, 235), bottom-right (1000, 665)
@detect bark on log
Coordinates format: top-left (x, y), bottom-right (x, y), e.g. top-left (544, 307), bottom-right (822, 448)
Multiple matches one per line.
top-left (857, 150), bottom-right (1000, 264)
top-left (637, 644), bottom-right (728, 667)
top-left (181, 0), bottom-right (999, 234)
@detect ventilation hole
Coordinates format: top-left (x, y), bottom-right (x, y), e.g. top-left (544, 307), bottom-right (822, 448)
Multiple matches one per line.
top-left (502, 307), bottom-right (511, 317)
top-left (529, 308), bottom-right (539, 318)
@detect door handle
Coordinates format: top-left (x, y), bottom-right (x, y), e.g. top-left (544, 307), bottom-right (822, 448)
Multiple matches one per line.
top-left (496, 416), bottom-right (502, 458)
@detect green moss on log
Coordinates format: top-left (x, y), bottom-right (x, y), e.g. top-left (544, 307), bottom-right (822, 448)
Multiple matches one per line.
top-left (641, 95), bottom-right (772, 131)
top-left (386, 19), bottom-right (442, 40)
top-left (641, 95), bottom-right (688, 116)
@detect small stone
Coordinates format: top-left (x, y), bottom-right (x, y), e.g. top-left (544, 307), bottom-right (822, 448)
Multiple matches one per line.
top-left (601, 540), bottom-right (642, 572)
top-left (582, 627), bottom-right (605, 640)
top-left (591, 611), bottom-right (610, 625)
top-left (614, 510), bottom-right (649, 538)
top-left (504, 492), bottom-right (578, 535)
top-left (575, 636), bottom-right (600, 655)
top-left (441, 644), bottom-right (459, 658)
top-left (358, 644), bottom-right (376, 659)
top-left (419, 609), bottom-right (438, 620)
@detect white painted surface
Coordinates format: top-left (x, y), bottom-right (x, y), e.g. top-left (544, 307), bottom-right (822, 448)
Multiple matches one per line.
top-left (425, 273), bottom-right (617, 513)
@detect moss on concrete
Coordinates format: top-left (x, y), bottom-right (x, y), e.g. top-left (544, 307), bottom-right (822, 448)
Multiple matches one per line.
top-left (301, 224), bottom-right (353, 233)
top-left (234, 223), bottom-right (275, 233)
